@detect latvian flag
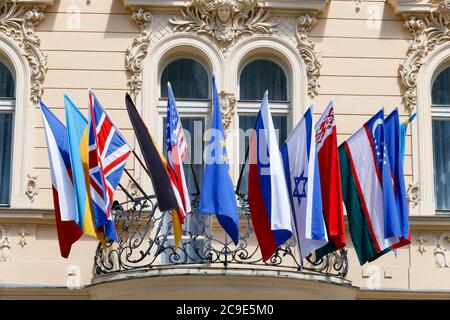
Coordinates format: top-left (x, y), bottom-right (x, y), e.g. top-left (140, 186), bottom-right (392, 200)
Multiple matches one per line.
top-left (339, 109), bottom-right (400, 265)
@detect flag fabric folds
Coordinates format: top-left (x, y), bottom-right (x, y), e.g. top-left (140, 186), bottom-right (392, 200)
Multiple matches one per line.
top-left (248, 91), bottom-right (293, 261)
top-left (385, 108), bottom-right (410, 248)
top-left (339, 109), bottom-right (399, 265)
top-left (124, 93), bottom-right (182, 247)
top-left (88, 90), bottom-right (131, 241)
top-left (199, 76), bottom-right (239, 245)
top-left (40, 101), bottom-right (83, 258)
top-left (65, 94), bottom-right (102, 241)
top-left (166, 83), bottom-right (192, 225)
top-left (281, 106), bottom-right (328, 261)
top-left (314, 101), bottom-right (346, 261)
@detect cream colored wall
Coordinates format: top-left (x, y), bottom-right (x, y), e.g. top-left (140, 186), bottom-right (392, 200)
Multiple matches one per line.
top-left (0, 0), bottom-right (449, 294)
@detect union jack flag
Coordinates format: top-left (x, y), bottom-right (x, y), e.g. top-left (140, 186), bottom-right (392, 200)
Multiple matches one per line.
top-left (88, 89), bottom-right (131, 241)
top-left (166, 82), bottom-right (191, 224)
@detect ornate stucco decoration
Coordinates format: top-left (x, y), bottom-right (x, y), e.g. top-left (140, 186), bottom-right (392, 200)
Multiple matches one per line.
top-left (433, 233), bottom-right (449, 268)
top-left (0, 225), bottom-right (11, 262)
top-left (407, 181), bottom-right (419, 208)
top-left (0, 1), bottom-right (47, 103)
top-left (400, 2), bottom-right (450, 114)
top-left (126, 8), bottom-right (153, 99)
top-left (295, 14), bottom-right (321, 98)
top-left (417, 233), bottom-right (427, 255)
top-left (25, 173), bottom-right (38, 202)
top-left (218, 91), bottom-right (236, 133)
top-left (17, 227), bottom-right (29, 248)
top-left (126, 177), bottom-right (140, 198)
top-left (169, 0), bottom-right (277, 50)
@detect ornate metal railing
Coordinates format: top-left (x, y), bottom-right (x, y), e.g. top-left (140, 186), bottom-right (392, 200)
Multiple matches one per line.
top-left (93, 193), bottom-right (348, 279)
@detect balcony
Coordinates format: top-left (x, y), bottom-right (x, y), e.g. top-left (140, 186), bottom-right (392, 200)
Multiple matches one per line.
top-left (90, 193), bottom-right (356, 299)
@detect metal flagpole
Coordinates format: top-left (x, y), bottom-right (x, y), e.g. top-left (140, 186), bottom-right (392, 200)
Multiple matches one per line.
top-left (235, 143), bottom-right (249, 194)
top-left (184, 150), bottom-right (200, 196)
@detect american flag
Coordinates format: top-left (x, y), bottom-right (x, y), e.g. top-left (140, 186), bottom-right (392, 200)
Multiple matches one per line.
top-left (166, 82), bottom-right (191, 224)
top-left (88, 90), bottom-right (131, 241)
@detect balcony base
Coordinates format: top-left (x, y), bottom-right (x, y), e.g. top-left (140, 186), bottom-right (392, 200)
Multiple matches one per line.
top-left (89, 266), bottom-right (357, 300)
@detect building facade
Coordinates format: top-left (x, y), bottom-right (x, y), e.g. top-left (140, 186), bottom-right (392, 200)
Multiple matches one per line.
top-left (0, 0), bottom-right (450, 299)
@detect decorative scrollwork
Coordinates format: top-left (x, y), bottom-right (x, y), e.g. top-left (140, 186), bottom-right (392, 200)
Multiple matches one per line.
top-left (93, 193), bottom-right (349, 279)
top-left (218, 91), bottom-right (236, 133)
top-left (407, 181), bottom-right (419, 208)
top-left (169, 0), bottom-right (277, 50)
top-left (295, 14), bottom-right (322, 98)
top-left (25, 173), bottom-right (38, 203)
top-left (126, 8), bottom-right (153, 99)
top-left (0, 1), bottom-right (47, 103)
top-left (400, 2), bottom-right (450, 114)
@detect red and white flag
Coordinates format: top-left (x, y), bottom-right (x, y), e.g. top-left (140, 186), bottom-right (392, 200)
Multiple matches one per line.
top-left (314, 101), bottom-right (346, 260)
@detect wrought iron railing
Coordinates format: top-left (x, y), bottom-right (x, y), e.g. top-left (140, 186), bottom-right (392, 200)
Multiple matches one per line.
top-left (93, 193), bottom-right (348, 279)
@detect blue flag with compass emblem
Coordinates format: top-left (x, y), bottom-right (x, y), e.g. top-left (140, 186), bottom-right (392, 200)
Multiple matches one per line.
top-left (199, 75), bottom-right (239, 245)
top-left (280, 106), bottom-right (328, 261)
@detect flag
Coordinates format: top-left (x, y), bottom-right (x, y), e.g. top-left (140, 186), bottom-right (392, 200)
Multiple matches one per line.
top-left (40, 101), bottom-right (82, 258)
top-left (166, 82), bottom-right (192, 225)
top-left (88, 90), bottom-right (131, 241)
top-left (248, 91), bottom-right (293, 261)
top-left (400, 112), bottom-right (416, 167)
top-left (124, 93), bottom-right (182, 247)
top-left (65, 94), bottom-right (103, 241)
top-left (199, 76), bottom-right (239, 245)
top-left (314, 101), bottom-right (346, 261)
top-left (339, 109), bottom-right (399, 265)
top-left (281, 106), bottom-right (328, 261)
top-left (385, 108), bottom-right (410, 248)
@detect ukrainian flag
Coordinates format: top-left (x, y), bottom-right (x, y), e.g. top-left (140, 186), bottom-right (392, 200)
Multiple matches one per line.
top-left (64, 94), bottom-right (102, 240)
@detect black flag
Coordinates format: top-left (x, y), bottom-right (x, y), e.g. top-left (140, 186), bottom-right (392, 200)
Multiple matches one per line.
top-left (125, 93), bottom-right (178, 211)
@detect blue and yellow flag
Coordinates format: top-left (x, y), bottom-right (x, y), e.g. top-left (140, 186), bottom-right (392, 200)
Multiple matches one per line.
top-left (64, 94), bottom-right (102, 240)
top-left (199, 76), bottom-right (239, 245)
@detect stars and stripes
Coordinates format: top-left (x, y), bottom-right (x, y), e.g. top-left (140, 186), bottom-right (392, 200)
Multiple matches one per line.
top-left (166, 82), bottom-right (192, 224)
top-left (88, 89), bottom-right (131, 240)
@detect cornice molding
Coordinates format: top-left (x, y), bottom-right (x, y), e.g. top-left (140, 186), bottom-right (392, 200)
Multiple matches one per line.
top-left (399, 1), bottom-right (450, 113)
top-left (0, 0), bottom-right (47, 103)
top-left (388, 0), bottom-right (435, 14)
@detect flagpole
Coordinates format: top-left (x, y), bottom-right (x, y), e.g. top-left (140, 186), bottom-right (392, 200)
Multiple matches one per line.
top-left (184, 150), bottom-right (200, 196)
top-left (235, 143), bottom-right (249, 194)
top-left (118, 182), bottom-right (135, 202)
top-left (123, 168), bottom-right (153, 201)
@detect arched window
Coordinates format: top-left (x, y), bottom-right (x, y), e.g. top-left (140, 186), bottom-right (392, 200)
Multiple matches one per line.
top-left (160, 58), bottom-right (209, 194)
top-left (238, 59), bottom-right (290, 191)
top-left (432, 66), bottom-right (450, 211)
top-left (0, 61), bottom-right (15, 206)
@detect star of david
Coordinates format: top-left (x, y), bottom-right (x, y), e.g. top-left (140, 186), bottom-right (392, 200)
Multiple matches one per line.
top-left (292, 170), bottom-right (308, 206)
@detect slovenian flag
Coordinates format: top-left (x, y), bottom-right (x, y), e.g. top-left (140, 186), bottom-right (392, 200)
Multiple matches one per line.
top-left (248, 91), bottom-right (293, 261)
top-left (281, 106), bottom-right (328, 261)
top-left (339, 109), bottom-right (399, 265)
top-left (40, 101), bottom-right (82, 258)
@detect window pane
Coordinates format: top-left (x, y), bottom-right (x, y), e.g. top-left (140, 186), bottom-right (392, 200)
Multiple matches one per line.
top-left (432, 66), bottom-right (450, 105)
top-left (240, 60), bottom-right (287, 102)
top-left (237, 115), bottom-right (288, 193)
top-left (433, 120), bottom-right (450, 210)
top-left (0, 113), bottom-right (13, 205)
top-left (0, 62), bottom-right (14, 98)
top-left (163, 117), bottom-right (204, 194)
top-left (161, 59), bottom-right (209, 99)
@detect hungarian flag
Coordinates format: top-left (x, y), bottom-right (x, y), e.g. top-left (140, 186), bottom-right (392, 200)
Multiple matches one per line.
top-left (40, 101), bottom-right (83, 258)
top-left (314, 101), bottom-right (346, 261)
top-left (339, 109), bottom-right (399, 265)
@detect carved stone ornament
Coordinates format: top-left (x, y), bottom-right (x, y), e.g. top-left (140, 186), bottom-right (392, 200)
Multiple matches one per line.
top-left (126, 8), bottom-right (153, 99)
top-left (417, 233), bottom-right (427, 255)
top-left (400, 1), bottom-right (450, 114)
top-left (126, 177), bottom-right (140, 198)
top-left (0, 1), bottom-right (47, 103)
top-left (17, 226), bottom-right (29, 248)
top-left (218, 91), bottom-right (236, 133)
top-left (0, 225), bottom-right (11, 262)
top-left (433, 233), bottom-right (449, 268)
top-left (296, 14), bottom-right (322, 98)
top-left (25, 173), bottom-right (38, 202)
top-left (407, 181), bottom-right (419, 208)
top-left (169, 0), bottom-right (277, 49)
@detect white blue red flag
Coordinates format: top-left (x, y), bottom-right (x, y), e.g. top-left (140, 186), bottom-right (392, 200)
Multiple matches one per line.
top-left (40, 101), bottom-right (82, 258)
top-left (281, 106), bottom-right (328, 261)
top-left (166, 82), bottom-right (192, 224)
top-left (88, 89), bottom-right (131, 241)
top-left (248, 91), bottom-right (293, 261)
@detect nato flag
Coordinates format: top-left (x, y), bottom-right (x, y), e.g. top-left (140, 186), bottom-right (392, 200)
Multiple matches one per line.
top-left (199, 76), bottom-right (239, 245)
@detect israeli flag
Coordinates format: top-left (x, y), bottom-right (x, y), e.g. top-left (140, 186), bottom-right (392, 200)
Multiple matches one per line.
top-left (281, 106), bottom-right (328, 261)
